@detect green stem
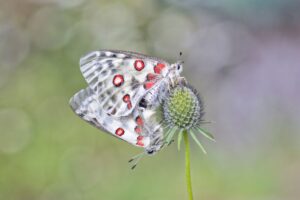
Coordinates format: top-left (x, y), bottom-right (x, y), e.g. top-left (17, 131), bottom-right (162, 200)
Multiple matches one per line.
top-left (184, 130), bottom-right (193, 200)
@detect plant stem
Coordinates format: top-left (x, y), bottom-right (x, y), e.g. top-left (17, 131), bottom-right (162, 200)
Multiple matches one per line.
top-left (184, 130), bottom-right (193, 200)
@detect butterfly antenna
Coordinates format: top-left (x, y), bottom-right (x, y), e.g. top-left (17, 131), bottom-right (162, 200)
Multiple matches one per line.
top-left (128, 152), bottom-right (146, 170)
top-left (177, 52), bottom-right (184, 64)
top-left (159, 127), bottom-right (178, 148)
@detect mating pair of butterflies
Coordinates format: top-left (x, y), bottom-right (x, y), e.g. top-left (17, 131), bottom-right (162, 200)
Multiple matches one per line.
top-left (69, 50), bottom-right (186, 158)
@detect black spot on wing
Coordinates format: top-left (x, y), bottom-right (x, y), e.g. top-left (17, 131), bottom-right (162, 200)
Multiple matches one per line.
top-left (97, 82), bottom-right (103, 89)
top-left (100, 94), bottom-right (105, 99)
top-left (106, 89), bottom-right (111, 96)
top-left (101, 70), bottom-right (108, 76)
top-left (139, 98), bottom-right (147, 109)
top-left (105, 60), bottom-right (113, 66)
top-left (131, 77), bottom-right (140, 90)
top-left (110, 94), bottom-right (117, 103)
top-left (111, 68), bottom-right (117, 74)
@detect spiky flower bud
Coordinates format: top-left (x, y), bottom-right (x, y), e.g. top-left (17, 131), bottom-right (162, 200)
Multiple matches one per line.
top-left (161, 83), bottom-right (214, 153)
top-left (163, 84), bottom-right (204, 130)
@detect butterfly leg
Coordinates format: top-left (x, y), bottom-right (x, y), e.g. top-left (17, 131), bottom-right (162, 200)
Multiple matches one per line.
top-left (167, 139), bottom-right (175, 146)
top-left (177, 76), bottom-right (187, 86)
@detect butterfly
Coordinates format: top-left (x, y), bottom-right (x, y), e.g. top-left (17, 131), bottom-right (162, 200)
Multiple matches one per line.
top-left (69, 50), bottom-right (185, 161)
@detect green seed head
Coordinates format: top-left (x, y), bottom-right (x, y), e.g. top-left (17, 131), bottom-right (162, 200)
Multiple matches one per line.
top-left (163, 84), bottom-right (204, 130)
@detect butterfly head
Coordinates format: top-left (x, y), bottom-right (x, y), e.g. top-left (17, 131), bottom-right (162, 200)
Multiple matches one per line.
top-left (145, 141), bottom-right (162, 155)
top-left (167, 61), bottom-right (184, 86)
top-left (174, 60), bottom-right (184, 75)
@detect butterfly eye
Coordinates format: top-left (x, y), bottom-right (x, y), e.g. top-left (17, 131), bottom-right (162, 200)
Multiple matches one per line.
top-left (177, 65), bottom-right (181, 70)
top-left (147, 150), bottom-right (154, 154)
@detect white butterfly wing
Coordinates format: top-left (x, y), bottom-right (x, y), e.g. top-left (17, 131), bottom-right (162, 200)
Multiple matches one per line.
top-left (79, 50), bottom-right (170, 117)
top-left (70, 87), bottom-right (151, 148)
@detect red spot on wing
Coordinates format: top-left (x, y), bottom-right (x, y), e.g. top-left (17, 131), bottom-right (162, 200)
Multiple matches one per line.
top-left (115, 128), bottom-right (125, 136)
top-left (123, 94), bottom-right (130, 103)
top-left (123, 94), bottom-right (132, 109)
top-left (113, 74), bottom-right (124, 87)
top-left (134, 60), bottom-right (145, 71)
top-left (134, 126), bottom-right (142, 134)
top-left (154, 63), bottom-right (166, 74)
top-left (143, 82), bottom-right (155, 90)
top-left (127, 102), bottom-right (132, 109)
top-left (135, 116), bottom-right (143, 126)
top-left (136, 135), bottom-right (144, 147)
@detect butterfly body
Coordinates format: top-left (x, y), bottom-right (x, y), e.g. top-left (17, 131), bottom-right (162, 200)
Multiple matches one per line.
top-left (70, 50), bottom-right (184, 155)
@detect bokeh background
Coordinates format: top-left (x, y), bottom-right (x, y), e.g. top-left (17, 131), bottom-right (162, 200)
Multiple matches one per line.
top-left (1, 0), bottom-right (300, 199)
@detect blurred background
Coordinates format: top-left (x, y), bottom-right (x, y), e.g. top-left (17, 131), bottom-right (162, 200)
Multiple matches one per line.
top-left (1, 0), bottom-right (300, 199)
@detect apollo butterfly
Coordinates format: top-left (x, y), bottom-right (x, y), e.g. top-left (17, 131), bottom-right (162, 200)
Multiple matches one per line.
top-left (69, 50), bottom-right (185, 160)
